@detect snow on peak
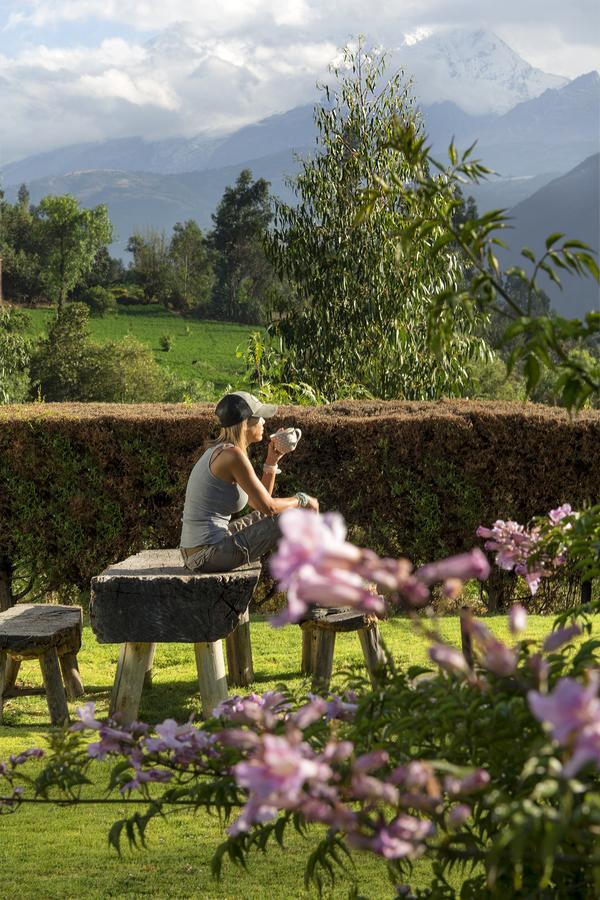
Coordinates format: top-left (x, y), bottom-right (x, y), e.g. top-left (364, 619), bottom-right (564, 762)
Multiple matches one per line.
top-left (392, 28), bottom-right (569, 115)
top-left (402, 27), bottom-right (432, 47)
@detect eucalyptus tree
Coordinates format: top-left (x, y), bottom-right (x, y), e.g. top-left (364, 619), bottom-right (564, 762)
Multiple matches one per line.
top-left (37, 195), bottom-right (113, 311)
top-left (168, 220), bottom-right (215, 314)
top-left (267, 41), bottom-right (488, 400)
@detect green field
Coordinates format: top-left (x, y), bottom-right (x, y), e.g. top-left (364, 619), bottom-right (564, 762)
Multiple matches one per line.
top-left (22, 305), bottom-right (255, 397)
top-left (0, 614), bottom-right (579, 898)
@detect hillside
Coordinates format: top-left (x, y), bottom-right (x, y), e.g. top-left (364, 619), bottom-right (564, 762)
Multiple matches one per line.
top-left (5, 150), bottom-right (306, 256)
top-left (501, 154), bottom-right (600, 317)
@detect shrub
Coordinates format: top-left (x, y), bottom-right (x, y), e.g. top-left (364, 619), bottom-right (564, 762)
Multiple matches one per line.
top-left (0, 307), bottom-right (32, 403)
top-left (81, 285), bottom-right (117, 317)
top-left (159, 334), bottom-right (173, 352)
top-left (86, 337), bottom-right (173, 403)
top-left (0, 402), bottom-right (597, 606)
top-left (29, 305), bottom-right (174, 403)
top-left (3, 509), bottom-right (599, 897)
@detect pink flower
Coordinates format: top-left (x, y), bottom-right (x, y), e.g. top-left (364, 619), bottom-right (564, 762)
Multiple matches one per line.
top-left (234, 734), bottom-right (325, 799)
top-left (325, 695), bottom-right (358, 722)
top-left (390, 761), bottom-right (436, 790)
top-left (549, 504), bottom-right (572, 524)
top-left (448, 804), bottom-right (471, 828)
top-left (521, 568), bottom-right (542, 596)
top-left (87, 724), bottom-right (137, 760)
top-left (353, 750), bottom-right (389, 773)
top-left (120, 766), bottom-right (173, 793)
top-left (321, 740), bottom-right (354, 763)
top-left (417, 549), bottom-right (490, 585)
top-left (528, 671), bottom-right (600, 746)
top-left (509, 604), bottom-right (528, 635)
top-left (563, 722), bottom-right (600, 777)
top-left (465, 618), bottom-right (517, 676)
top-left (529, 653), bottom-right (549, 688)
top-left (349, 815), bottom-right (434, 860)
top-left (72, 702), bottom-right (102, 732)
top-left (477, 514), bottom-right (568, 595)
top-left (293, 697), bottom-right (328, 730)
top-left (428, 643), bottom-right (470, 676)
top-left (213, 691), bottom-right (289, 729)
top-left (215, 729), bottom-right (260, 751)
top-left (9, 748), bottom-right (44, 767)
top-left (272, 565), bottom-right (384, 626)
top-left (481, 639), bottom-right (518, 677)
top-left (444, 769), bottom-right (490, 795)
top-left (351, 774), bottom-right (399, 805)
top-left (543, 623), bottom-right (582, 652)
top-left (230, 731), bottom-right (334, 835)
top-left (271, 510), bottom-right (355, 588)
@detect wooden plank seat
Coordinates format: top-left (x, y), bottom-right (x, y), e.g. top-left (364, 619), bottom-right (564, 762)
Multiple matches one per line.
top-left (90, 550), bottom-right (261, 724)
top-left (300, 607), bottom-right (386, 692)
top-left (0, 604), bottom-right (85, 726)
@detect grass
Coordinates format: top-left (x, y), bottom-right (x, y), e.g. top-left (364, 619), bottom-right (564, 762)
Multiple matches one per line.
top-left (21, 305), bottom-right (255, 396)
top-left (0, 613), bottom-right (582, 898)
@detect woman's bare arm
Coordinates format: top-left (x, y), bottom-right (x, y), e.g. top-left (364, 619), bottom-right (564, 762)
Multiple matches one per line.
top-left (221, 448), bottom-right (302, 515)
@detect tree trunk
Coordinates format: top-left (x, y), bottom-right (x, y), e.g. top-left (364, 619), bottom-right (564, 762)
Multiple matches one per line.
top-left (0, 555), bottom-right (14, 612)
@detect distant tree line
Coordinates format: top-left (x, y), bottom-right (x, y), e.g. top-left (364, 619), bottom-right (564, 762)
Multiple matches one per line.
top-left (0, 169), bottom-right (282, 325)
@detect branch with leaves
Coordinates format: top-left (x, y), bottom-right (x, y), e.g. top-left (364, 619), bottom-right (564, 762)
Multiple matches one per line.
top-left (360, 123), bottom-right (600, 411)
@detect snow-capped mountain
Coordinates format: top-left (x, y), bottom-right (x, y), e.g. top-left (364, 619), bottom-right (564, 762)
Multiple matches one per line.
top-left (393, 29), bottom-right (568, 114)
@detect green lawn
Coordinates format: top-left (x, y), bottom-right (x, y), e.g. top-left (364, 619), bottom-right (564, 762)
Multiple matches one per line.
top-left (22, 305), bottom-right (254, 396)
top-left (0, 614), bottom-right (579, 898)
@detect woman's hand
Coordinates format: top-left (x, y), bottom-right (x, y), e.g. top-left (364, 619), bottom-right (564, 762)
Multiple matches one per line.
top-left (267, 428), bottom-right (287, 462)
top-left (306, 496), bottom-right (320, 512)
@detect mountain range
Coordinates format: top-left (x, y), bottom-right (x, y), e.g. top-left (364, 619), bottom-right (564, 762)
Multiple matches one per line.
top-left (499, 153), bottom-right (600, 318)
top-left (1, 29), bottom-right (598, 314)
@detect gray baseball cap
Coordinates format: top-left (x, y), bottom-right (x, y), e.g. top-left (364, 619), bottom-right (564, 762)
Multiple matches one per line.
top-left (215, 391), bottom-right (277, 427)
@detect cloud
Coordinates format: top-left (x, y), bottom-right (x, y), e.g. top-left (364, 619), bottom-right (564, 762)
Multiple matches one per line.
top-left (5, 0), bottom-right (316, 33)
top-left (0, 25), bottom-right (340, 163)
top-left (0, 1), bottom-right (597, 163)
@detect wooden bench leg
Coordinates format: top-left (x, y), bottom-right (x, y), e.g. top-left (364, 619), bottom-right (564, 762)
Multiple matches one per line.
top-left (0, 650), bottom-right (7, 724)
top-left (194, 641), bottom-right (228, 718)
top-left (358, 624), bottom-right (386, 686)
top-left (311, 629), bottom-right (336, 693)
top-left (4, 657), bottom-right (21, 692)
top-left (301, 623), bottom-right (318, 676)
top-left (59, 652), bottom-right (85, 700)
top-left (143, 643), bottom-right (157, 689)
top-left (110, 642), bottom-right (155, 725)
top-left (39, 648), bottom-right (69, 726)
top-left (226, 609), bottom-right (254, 688)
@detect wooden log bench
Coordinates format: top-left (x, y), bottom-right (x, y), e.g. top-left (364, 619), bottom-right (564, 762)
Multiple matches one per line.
top-left (0, 604), bottom-right (85, 726)
top-left (300, 607), bottom-right (386, 692)
top-left (90, 550), bottom-right (261, 724)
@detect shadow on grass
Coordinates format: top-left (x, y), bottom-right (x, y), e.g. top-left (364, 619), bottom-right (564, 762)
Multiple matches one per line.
top-left (252, 670), bottom-right (301, 685)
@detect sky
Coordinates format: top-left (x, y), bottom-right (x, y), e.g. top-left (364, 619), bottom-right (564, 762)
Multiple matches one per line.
top-left (0, 0), bottom-right (598, 164)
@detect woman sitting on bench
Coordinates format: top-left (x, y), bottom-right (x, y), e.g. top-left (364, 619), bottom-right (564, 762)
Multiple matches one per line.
top-left (180, 391), bottom-right (319, 573)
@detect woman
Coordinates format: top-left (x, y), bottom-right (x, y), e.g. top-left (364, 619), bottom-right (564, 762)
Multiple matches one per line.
top-left (180, 391), bottom-right (319, 573)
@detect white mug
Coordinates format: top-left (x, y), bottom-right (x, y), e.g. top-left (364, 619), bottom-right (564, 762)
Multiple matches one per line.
top-left (270, 427), bottom-right (302, 453)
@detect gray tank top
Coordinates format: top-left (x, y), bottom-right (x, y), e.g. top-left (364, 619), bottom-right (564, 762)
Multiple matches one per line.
top-left (180, 443), bottom-right (249, 547)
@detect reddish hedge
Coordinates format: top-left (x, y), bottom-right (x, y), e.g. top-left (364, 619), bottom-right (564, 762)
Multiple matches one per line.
top-left (0, 401), bottom-right (598, 604)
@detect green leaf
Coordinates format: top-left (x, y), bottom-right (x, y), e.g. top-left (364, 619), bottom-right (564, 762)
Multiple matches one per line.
top-left (545, 232), bottom-right (565, 250)
top-left (521, 247), bottom-right (536, 263)
top-left (524, 354), bottom-right (541, 392)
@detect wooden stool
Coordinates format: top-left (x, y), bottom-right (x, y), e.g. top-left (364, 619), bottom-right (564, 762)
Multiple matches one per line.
top-left (90, 550), bottom-right (261, 724)
top-left (300, 607), bottom-right (386, 692)
top-left (0, 604), bottom-right (85, 726)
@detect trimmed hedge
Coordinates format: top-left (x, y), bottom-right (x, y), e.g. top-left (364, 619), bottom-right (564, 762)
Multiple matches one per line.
top-left (0, 401), bottom-right (598, 606)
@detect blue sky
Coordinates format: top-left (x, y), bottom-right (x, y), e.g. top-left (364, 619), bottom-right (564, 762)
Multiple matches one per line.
top-left (0, 1), bottom-right (598, 164)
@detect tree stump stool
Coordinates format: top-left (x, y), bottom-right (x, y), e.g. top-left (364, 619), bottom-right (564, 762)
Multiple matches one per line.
top-left (300, 607), bottom-right (386, 692)
top-left (0, 604), bottom-right (84, 726)
top-left (90, 550), bottom-right (261, 724)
